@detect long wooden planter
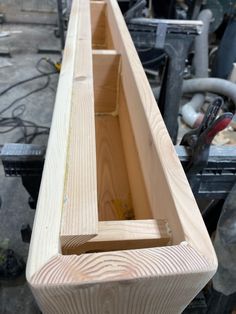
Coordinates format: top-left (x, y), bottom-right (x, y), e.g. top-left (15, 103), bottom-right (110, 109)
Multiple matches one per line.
top-left (26, 0), bottom-right (217, 313)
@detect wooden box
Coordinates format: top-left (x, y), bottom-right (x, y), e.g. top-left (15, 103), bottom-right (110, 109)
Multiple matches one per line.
top-left (27, 0), bottom-right (217, 313)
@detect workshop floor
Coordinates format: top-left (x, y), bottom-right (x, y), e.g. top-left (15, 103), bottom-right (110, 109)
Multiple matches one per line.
top-left (0, 23), bottom-right (59, 314)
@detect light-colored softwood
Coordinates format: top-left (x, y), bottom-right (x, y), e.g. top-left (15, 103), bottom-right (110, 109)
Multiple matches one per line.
top-left (93, 49), bottom-right (120, 113)
top-left (26, 0), bottom-right (83, 278)
top-left (60, 0), bottom-right (98, 246)
top-left (106, 0), bottom-right (214, 255)
top-left (118, 83), bottom-right (152, 219)
top-left (62, 219), bottom-right (171, 254)
top-left (95, 115), bottom-right (134, 221)
top-left (91, 1), bottom-right (106, 48)
top-left (30, 245), bottom-right (215, 314)
top-left (91, 1), bottom-right (114, 49)
top-left (27, 0), bottom-right (217, 313)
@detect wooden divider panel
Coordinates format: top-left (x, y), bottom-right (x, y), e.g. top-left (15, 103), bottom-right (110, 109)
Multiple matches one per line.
top-left (93, 50), bottom-right (120, 113)
top-left (62, 219), bottom-right (171, 255)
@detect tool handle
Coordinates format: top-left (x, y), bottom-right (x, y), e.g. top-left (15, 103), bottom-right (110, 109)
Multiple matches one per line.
top-left (204, 113), bottom-right (233, 144)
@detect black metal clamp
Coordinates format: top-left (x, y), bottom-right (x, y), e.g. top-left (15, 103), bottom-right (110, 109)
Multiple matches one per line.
top-left (0, 143), bottom-right (45, 209)
top-left (180, 97), bottom-right (233, 192)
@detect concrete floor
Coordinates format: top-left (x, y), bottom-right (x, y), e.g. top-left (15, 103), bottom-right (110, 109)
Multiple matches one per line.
top-left (0, 23), bottom-right (60, 313)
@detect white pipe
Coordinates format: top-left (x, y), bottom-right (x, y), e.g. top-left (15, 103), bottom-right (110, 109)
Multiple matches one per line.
top-left (181, 94), bottom-right (205, 127)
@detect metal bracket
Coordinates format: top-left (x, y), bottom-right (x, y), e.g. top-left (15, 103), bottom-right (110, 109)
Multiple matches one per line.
top-left (155, 23), bottom-right (167, 49)
top-left (0, 143), bottom-right (45, 209)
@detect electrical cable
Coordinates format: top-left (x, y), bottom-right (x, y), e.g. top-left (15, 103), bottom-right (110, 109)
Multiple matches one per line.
top-left (136, 47), bottom-right (154, 52)
top-left (0, 75), bottom-right (51, 116)
top-left (0, 72), bottom-right (56, 98)
top-left (36, 57), bottom-right (58, 75)
top-left (0, 58), bottom-right (58, 143)
top-left (0, 57), bottom-right (57, 97)
top-left (141, 53), bottom-right (166, 65)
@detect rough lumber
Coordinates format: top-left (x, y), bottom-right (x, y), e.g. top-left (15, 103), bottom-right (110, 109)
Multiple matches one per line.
top-left (27, 0), bottom-right (217, 313)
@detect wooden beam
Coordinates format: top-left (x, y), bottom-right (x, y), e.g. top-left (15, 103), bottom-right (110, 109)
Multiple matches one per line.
top-left (29, 246), bottom-right (216, 314)
top-left (26, 0), bottom-right (84, 278)
top-left (27, 1), bottom-right (217, 313)
top-left (106, 0), bottom-right (216, 259)
top-left (62, 219), bottom-right (171, 254)
top-left (60, 0), bottom-right (98, 246)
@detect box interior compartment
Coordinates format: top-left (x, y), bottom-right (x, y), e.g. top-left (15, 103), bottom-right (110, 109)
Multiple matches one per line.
top-left (91, 1), bottom-right (114, 49)
top-left (60, 1), bottom-right (172, 255)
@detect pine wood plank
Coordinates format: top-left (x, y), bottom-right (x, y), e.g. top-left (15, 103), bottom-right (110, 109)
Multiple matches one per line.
top-left (106, 0), bottom-right (216, 259)
top-left (91, 1), bottom-right (106, 49)
top-left (91, 1), bottom-right (114, 49)
top-left (62, 219), bottom-right (171, 254)
top-left (118, 82), bottom-right (152, 219)
top-left (60, 0), bottom-right (98, 246)
top-left (26, 0), bottom-right (82, 278)
top-left (95, 115), bottom-right (134, 221)
top-left (93, 49), bottom-right (120, 113)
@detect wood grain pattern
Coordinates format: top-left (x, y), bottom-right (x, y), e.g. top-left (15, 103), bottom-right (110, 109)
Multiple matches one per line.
top-left (62, 219), bottom-right (171, 254)
top-left (91, 1), bottom-right (106, 49)
top-left (26, 0), bottom-right (82, 278)
top-left (118, 82), bottom-right (152, 219)
top-left (107, 0), bottom-right (186, 244)
top-left (93, 49), bottom-right (120, 113)
top-left (105, 16), bottom-right (115, 49)
top-left (31, 244), bottom-right (216, 314)
top-left (60, 0), bottom-right (98, 246)
top-left (27, 0), bottom-right (217, 313)
top-left (106, 0), bottom-right (217, 261)
top-left (91, 1), bottom-right (114, 49)
top-left (95, 115), bottom-right (134, 221)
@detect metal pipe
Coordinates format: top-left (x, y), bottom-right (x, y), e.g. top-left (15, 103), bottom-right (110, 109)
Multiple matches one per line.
top-left (194, 9), bottom-right (212, 78)
top-left (152, 77), bottom-right (236, 110)
top-left (181, 9), bottom-right (213, 128)
top-left (181, 94), bottom-right (205, 128)
top-left (182, 78), bottom-right (236, 105)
